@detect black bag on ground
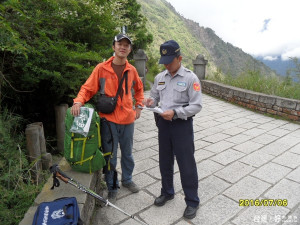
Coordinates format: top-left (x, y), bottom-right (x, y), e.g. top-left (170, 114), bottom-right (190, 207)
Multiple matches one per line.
top-left (96, 71), bottom-right (128, 114)
top-left (32, 197), bottom-right (83, 225)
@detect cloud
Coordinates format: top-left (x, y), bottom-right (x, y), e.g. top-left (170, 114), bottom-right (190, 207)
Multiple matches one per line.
top-left (166, 0), bottom-right (300, 59)
top-left (282, 47), bottom-right (300, 61)
top-left (263, 56), bottom-right (278, 61)
top-left (260, 19), bottom-right (271, 32)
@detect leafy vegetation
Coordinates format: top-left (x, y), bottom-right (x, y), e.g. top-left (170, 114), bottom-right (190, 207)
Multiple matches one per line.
top-left (0, 0), bottom-right (152, 137)
top-left (210, 63), bottom-right (300, 100)
top-left (287, 57), bottom-right (300, 83)
top-left (0, 0), bottom-right (153, 224)
top-left (146, 53), bottom-right (164, 83)
top-left (0, 108), bottom-right (43, 225)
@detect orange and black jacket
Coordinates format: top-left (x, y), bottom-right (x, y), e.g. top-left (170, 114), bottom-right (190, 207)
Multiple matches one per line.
top-left (74, 56), bottom-right (144, 124)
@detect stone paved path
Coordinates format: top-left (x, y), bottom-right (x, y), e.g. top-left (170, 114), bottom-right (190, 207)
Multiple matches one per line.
top-left (91, 91), bottom-right (300, 225)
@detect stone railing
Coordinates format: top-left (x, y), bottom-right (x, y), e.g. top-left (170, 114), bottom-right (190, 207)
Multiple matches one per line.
top-left (201, 80), bottom-right (300, 122)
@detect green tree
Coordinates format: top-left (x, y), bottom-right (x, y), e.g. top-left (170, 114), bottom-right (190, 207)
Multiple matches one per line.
top-left (0, 0), bottom-right (152, 137)
top-left (287, 57), bottom-right (300, 82)
top-left (120, 0), bottom-right (153, 52)
top-left (1, 0), bottom-right (119, 104)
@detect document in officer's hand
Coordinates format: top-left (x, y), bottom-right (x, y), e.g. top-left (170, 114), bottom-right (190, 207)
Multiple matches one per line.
top-left (142, 106), bottom-right (163, 114)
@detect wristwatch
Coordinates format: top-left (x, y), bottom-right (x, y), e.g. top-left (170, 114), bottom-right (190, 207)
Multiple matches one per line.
top-left (172, 109), bottom-right (178, 120)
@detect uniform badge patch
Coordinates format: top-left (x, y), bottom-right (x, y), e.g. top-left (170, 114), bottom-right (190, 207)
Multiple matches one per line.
top-left (158, 82), bottom-right (165, 85)
top-left (177, 82), bottom-right (186, 87)
top-left (193, 82), bottom-right (201, 91)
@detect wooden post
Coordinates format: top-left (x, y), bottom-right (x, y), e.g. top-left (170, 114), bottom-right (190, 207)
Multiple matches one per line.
top-left (41, 153), bottom-right (53, 170)
top-left (55, 104), bottom-right (68, 153)
top-left (25, 126), bottom-right (42, 184)
top-left (26, 122), bottom-right (46, 154)
top-left (26, 122), bottom-right (52, 170)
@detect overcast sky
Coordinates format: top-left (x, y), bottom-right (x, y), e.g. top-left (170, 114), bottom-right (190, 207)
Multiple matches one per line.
top-left (166, 0), bottom-right (300, 61)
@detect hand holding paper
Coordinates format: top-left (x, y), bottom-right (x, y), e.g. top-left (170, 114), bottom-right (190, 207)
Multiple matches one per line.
top-left (142, 106), bottom-right (163, 114)
top-left (70, 107), bottom-right (94, 137)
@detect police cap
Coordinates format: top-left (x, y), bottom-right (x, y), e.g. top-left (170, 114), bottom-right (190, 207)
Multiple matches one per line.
top-left (159, 40), bottom-right (181, 64)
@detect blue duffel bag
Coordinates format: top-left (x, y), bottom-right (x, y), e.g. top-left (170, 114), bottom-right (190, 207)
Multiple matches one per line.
top-left (32, 197), bottom-right (83, 225)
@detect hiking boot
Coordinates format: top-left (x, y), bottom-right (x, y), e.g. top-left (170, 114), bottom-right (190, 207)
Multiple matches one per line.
top-left (107, 191), bottom-right (117, 203)
top-left (122, 181), bottom-right (140, 193)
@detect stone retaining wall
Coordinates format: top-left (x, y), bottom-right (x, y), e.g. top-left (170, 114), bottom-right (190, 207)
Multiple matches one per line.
top-left (201, 80), bottom-right (300, 122)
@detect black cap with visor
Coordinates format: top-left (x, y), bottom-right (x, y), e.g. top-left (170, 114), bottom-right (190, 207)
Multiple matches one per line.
top-left (113, 33), bottom-right (132, 45)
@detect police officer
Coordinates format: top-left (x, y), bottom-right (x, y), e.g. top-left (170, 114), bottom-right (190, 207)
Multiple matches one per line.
top-left (144, 40), bottom-right (202, 219)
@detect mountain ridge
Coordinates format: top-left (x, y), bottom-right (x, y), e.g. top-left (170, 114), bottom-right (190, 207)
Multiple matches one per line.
top-left (137, 0), bottom-right (277, 78)
top-left (256, 56), bottom-right (296, 77)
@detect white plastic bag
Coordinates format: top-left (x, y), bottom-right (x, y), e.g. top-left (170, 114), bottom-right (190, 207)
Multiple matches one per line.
top-left (69, 107), bottom-right (94, 137)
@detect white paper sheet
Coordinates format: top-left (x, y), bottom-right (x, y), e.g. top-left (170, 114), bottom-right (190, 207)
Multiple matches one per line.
top-left (142, 106), bottom-right (163, 114)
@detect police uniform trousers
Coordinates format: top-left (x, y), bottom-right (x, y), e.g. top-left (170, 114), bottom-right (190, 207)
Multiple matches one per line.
top-left (158, 117), bottom-right (200, 207)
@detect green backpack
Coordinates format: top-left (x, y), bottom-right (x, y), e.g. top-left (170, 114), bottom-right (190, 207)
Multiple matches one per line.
top-left (64, 104), bottom-right (106, 173)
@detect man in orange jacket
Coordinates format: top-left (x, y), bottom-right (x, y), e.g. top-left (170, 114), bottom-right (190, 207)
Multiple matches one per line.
top-left (71, 34), bottom-right (144, 201)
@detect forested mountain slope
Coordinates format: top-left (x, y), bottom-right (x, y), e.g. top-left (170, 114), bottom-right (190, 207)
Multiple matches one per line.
top-left (137, 0), bottom-right (276, 77)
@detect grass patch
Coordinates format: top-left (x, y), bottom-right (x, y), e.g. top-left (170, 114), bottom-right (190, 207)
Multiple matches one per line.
top-left (0, 109), bottom-right (46, 225)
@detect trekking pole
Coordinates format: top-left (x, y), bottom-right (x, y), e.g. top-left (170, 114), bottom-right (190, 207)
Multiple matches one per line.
top-left (49, 164), bottom-right (149, 225)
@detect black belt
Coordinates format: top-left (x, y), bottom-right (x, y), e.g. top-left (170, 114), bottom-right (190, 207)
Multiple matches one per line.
top-left (173, 115), bottom-right (194, 121)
